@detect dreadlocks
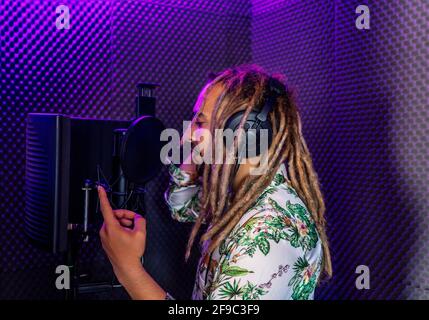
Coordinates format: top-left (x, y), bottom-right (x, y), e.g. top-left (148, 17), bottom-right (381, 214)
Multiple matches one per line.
top-left (184, 64), bottom-right (332, 279)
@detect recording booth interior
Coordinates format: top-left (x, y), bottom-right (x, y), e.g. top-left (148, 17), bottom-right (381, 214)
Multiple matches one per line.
top-left (0, 0), bottom-right (428, 300)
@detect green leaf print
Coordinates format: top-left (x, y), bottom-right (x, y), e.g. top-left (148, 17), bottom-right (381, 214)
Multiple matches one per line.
top-left (288, 256), bottom-right (320, 300)
top-left (254, 186), bottom-right (277, 208)
top-left (245, 245), bottom-right (257, 257)
top-left (253, 172), bottom-right (295, 208)
top-left (219, 239), bottom-right (227, 255)
top-left (217, 280), bottom-right (269, 300)
top-left (223, 266), bottom-right (254, 277)
top-left (272, 173), bottom-right (285, 186)
top-left (169, 164), bottom-right (185, 182)
top-left (256, 236), bottom-right (270, 256)
top-left (266, 216), bottom-right (287, 229)
top-left (243, 217), bottom-right (260, 232)
top-left (272, 230), bottom-right (283, 242)
top-left (241, 281), bottom-right (268, 300)
top-left (268, 198), bottom-right (319, 251)
top-left (218, 280), bottom-right (243, 300)
top-left (285, 185), bottom-right (298, 197)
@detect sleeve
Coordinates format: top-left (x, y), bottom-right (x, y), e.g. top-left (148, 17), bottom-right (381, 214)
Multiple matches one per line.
top-left (164, 292), bottom-right (175, 300)
top-left (208, 210), bottom-right (321, 300)
top-left (164, 163), bottom-right (201, 223)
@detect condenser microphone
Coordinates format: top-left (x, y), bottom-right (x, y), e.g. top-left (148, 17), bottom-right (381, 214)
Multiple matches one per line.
top-left (111, 128), bottom-right (128, 209)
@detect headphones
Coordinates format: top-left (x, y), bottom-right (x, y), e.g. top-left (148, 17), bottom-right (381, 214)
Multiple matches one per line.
top-left (223, 77), bottom-right (284, 173)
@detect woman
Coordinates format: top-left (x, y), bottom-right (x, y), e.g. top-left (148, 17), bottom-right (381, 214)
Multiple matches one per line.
top-left (98, 64), bottom-right (332, 300)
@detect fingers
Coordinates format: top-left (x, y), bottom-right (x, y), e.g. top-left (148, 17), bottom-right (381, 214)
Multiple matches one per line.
top-left (98, 186), bottom-right (118, 226)
top-left (133, 214), bottom-right (146, 234)
top-left (118, 218), bottom-right (133, 228)
top-left (114, 209), bottom-right (136, 220)
top-left (114, 209), bottom-right (136, 228)
top-left (97, 186), bottom-right (143, 233)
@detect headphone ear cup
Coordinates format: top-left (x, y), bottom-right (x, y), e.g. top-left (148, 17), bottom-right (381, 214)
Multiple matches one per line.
top-left (224, 111), bottom-right (273, 158)
top-left (245, 127), bottom-right (258, 157)
top-left (223, 111), bottom-right (243, 150)
top-left (244, 122), bottom-right (273, 158)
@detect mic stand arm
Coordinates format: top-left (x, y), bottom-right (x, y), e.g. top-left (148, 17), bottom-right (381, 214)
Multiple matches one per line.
top-left (64, 179), bottom-right (123, 300)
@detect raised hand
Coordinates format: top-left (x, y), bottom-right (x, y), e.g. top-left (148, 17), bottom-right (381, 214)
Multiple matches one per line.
top-left (98, 186), bottom-right (146, 283)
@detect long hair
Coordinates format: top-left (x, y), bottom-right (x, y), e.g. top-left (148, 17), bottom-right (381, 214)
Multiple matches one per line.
top-left (184, 64), bottom-right (332, 279)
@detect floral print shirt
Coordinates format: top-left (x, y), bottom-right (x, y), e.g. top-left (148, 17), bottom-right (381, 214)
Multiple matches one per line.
top-left (164, 163), bottom-right (323, 300)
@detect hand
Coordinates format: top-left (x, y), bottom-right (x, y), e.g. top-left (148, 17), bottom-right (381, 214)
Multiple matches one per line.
top-left (98, 186), bottom-right (146, 284)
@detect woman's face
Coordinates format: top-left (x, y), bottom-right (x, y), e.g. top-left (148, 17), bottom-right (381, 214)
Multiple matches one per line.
top-left (189, 83), bottom-right (224, 157)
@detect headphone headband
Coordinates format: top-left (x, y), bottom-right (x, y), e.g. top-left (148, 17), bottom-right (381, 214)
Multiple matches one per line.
top-left (255, 76), bottom-right (282, 123)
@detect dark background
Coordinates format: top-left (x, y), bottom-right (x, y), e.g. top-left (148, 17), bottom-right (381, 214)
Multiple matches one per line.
top-left (0, 0), bottom-right (428, 299)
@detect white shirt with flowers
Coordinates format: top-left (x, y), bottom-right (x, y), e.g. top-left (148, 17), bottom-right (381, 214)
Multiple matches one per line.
top-left (164, 163), bottom-right (323, 300)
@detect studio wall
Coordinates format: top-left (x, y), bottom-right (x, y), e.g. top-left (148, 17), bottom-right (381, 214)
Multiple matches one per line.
top-left (252, 0), bottom-right (428, 299)
top-left (0, 0), bottom-right (251, 299)
top-left (0, 0), bottom-right (427, 299)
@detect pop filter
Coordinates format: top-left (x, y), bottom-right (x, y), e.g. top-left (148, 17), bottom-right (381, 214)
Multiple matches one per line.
top-left (120, 115), bottom-right (165, 185)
